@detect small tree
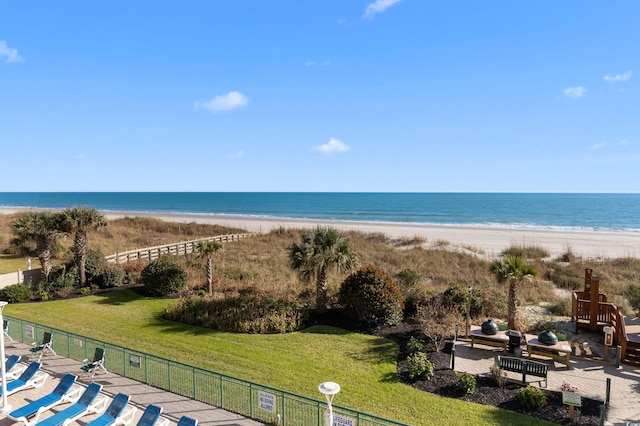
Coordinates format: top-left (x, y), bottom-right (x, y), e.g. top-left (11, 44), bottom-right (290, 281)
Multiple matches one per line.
top-left (197, 240), bottom-right (222, 295)
top-left (289, 226), bottom-right (357, 312)
top-left (141, 257), bottom-right (187, 297)
top-left (490, 255), bottom-right (537, 331)
top-left (338, 265), bottom-right (404, 327)
top-left (417, 294), bottom-right (461, 352)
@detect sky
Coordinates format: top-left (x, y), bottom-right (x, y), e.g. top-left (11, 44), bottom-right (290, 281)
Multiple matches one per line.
top-left (1, 1), bottom-right (639, 192)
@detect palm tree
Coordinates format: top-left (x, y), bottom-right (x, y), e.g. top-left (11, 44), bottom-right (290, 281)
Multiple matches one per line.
top-left (197, 240), bottom-right (222, 295)
top-left (10, 211), bottom-right (66, 281)
top-left (490, 255), bottom-right (537, 331)
top-left (288, 226), bottom-right (357, 312)
top-left (62, 207), bottom-right (108, 286)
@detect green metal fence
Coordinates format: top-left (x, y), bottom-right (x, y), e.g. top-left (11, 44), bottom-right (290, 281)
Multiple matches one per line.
top-left (5, 316), bottom-right (410, 426)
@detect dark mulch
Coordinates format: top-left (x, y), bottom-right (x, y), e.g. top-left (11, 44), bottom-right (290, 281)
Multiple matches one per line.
top-left (308, 311), bottom-right (604, 425)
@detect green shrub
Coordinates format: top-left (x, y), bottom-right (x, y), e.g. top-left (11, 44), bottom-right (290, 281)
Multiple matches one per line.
top-left (97, 264), bottom-right (126, 288)
top-left (396, 268), bottom-right (422, 287)
top-left (626, 284), bottom-right (640, 311)
top-left (547, 298), bottom-right (571, 316)
top-left (406, 352), bottom-right (433, 380)
top-left (338, 265), bottom-right (405, 327)
top-left (84, 250), bottom-right (108, 286)
top-left (406, 336), bottom-right (425, 355)
top-left (517, 385), bottom-right (547, 410)
top-left (489, 363), bottom-right (507, 388)
top-left (456, 372), bottom-right (476, 395)
top-left (141, 257), bottom-right (188, 297)
top-left (163, 294), bottom-right (308, 333)
top-left (0, 283), bottom-right (31, 303)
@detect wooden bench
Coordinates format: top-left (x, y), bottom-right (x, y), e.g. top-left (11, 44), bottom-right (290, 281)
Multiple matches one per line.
top-left (469, 328), bottom-right (509, 351)
top-left (526, 339), bottom-right (571, 367)
top-left (497, 356), bottom-right (548, 387)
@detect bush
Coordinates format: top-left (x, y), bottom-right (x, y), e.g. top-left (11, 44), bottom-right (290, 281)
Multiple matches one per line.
top-left (163, 294), bottom-right (308, 333)
top-left (547, 298), bottom-right (571, 316)
top-left (0, 283), bottom-right (31, 303)
top-left (489, 363), bottom-right (507, 388)
top-left (406, 336), bottom-right (425, 355)
top-left (97, 264), bottom-right (126, 288)
top-left (517, 385), bottom-right (547, 410)
top-left (84, 250), bottom-right (108, 286)
top-left (626, 284), bottom-right (640, 311)
top-left (406, 352), bottom-right (434, 380)
top-left (503, 245), bottom-right (550, 259)
top-left (456, 372), bottom-right (476, 395)
top-left (338, 265), bottom-right (405, 327)
top-left (141, 257), bottom-right (188, 297)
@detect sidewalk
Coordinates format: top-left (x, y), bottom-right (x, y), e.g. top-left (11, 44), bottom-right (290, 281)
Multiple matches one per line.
top-left (0, 340), bottom-right (264, 426)
top-left (453, 337), bottom-right (640, 426)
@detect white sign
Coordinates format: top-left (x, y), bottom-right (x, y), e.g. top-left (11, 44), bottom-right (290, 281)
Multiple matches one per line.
top-left (333, 414), bottom-right (355, 426)
top-left (73, 338), bottom-right (83, 347)
top-left (562, 391), bottom-right (582, 407)
top-left (258, 391), bottom-right (276, 413)
top-left (25, 325), bottom-right (34, 339)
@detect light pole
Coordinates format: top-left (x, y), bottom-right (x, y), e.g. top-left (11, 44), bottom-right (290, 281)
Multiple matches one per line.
top-left (0, 301), bottom-right (10, 414)
top-left (465, 286), bottom-right (472, 338)
top-left (318, 381), bottom-right (340, 426)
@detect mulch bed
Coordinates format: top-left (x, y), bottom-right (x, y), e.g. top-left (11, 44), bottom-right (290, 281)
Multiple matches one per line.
top-left (372, 322), bottom-right (603, 425)
top-left (307, 311), bottom-right (603, 425)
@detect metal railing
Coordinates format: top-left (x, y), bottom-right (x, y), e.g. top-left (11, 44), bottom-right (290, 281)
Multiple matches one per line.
top-left (5, 316), bottom-right (410, 426)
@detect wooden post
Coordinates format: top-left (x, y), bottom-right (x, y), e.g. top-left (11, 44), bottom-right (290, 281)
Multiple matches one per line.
top-left (590, 277), bottom-right (600, 331)
top-left (569, 405), bottom-right (575, 422)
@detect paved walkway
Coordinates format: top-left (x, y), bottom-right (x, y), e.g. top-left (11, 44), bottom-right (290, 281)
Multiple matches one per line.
top-left (0, 340), bottom-right (264, 426)
top-left (453, 336), bottom-right (640, 426)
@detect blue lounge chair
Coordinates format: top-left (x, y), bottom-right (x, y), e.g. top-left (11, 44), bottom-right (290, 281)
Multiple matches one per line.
top-left (2, 354), bottom-right (25, 381)
top-left (176, 416), bottom-right (198, 426)
top-left (30, 332), bottom-right (56, 361)
top-left (1, 362), bottom-right (48, 397)
top-left (8, 374), bottom-right (81, 426)
top-left (86, 393), bottom-right (134, 426)
top-left (81, 347), bottom-right (108, 379)
top-left (34, 382), bottom-right (107, 426)
top-left (136, 405), bottom-right (166, 426)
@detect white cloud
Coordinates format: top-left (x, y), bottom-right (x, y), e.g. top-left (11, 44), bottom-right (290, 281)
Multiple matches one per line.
top-left (604, 71), bottom-right (632, 83)
top-left (229, 150), bottom-right (244, 159)
top-left (313, 137), bottom-right (350, 155)
top-left (195, 91), bottom-right (248, 112)
top-left (0, 40), bottom-right (24, 63)
top-left (590, 138), bottom-right (630, 150)
top-left (305, 60), bottom-right (331, 67)
top-left (363, 0), bottom-right (402, 19)
top-left (563, 86), bottom-right (585, 99)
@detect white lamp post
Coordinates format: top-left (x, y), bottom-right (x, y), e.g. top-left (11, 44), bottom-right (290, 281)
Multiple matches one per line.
top-left (0, 301), bottom-right (10, 414)
top-left (318, 381), bottom-right (340, 426)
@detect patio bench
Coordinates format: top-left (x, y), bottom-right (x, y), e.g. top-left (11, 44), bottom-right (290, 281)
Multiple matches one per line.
top-left (497, 356), bottom-right (548, 387)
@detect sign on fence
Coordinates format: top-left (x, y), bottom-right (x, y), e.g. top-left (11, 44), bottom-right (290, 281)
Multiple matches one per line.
top-left (333, 414), bottom-right (355, 426)
top-left (25, 325), bottom-right (34, 339)
top-left (130, 354), bottom-right (141, 368)
top-left (258, 390), bottom-right (276, 413)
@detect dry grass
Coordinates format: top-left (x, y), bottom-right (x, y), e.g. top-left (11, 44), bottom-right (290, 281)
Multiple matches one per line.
top-left (2, 213), bottom-right (639, 314)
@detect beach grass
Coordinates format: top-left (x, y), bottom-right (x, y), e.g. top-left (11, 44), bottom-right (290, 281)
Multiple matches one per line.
top-left (4, 289), bottom-right (551, 426)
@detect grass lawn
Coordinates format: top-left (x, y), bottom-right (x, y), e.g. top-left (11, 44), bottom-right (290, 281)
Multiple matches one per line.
top-left (4, 289), bottom-right (551, 425)
top-left (0, 254), bottom-right (41, 274)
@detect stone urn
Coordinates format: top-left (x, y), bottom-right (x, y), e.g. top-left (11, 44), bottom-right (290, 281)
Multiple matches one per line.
top-left (481, 318), bottom-right (499, 335)
top-left (538, 330), bottom-right (558, 346)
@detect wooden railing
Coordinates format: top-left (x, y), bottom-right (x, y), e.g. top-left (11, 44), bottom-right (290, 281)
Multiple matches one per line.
top-left (104, 233), bottom-right (252, 264)
top-left (572, 292), bottom-right (638, 366)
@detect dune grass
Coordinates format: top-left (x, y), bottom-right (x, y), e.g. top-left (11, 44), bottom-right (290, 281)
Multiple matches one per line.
top-left (4, 289), bottom-right (551, 425)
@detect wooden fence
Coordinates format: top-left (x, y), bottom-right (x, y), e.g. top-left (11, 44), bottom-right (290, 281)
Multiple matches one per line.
top-left (104, 233), bottom-right (252, 264)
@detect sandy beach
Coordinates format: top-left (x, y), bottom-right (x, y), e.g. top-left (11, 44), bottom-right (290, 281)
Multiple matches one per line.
top-left (2, 207), bottom-right (639, 259)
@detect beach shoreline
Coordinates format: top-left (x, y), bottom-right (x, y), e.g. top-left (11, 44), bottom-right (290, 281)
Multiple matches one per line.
top-left (2, 207), bottom-right (639, 260)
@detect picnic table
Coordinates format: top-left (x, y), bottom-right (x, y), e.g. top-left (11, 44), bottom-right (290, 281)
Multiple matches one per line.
top-left (469, 326), bottom-right (509, 351)
top-left (526, 338), bottom-right (572, 367)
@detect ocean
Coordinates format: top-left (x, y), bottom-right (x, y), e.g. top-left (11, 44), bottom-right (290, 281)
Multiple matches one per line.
top-left (1, 192), bottom-right (640, 233)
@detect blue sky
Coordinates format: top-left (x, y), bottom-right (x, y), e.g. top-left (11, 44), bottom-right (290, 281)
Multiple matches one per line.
top-left (1, 1), bottom-right (638, 192)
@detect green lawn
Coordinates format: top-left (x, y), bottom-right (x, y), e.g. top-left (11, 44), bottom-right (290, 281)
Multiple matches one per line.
top-left (0, 254), bottom-right (41, 274)
top-left (4, 290), bottom-right (551, 425)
